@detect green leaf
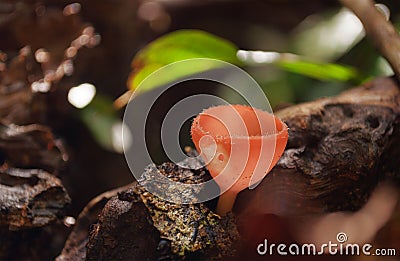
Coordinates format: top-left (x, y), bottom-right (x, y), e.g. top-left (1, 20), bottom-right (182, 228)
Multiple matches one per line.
top-left (276, 59), bottom-right (363, 83)
top-left (133, 59), bottom-right (231, 93)
top-left (128, 29), bottom-right (241, 92)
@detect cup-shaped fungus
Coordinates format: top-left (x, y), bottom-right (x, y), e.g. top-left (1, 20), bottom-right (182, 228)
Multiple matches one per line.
top-left (191, 105), bottom-right (288, 215)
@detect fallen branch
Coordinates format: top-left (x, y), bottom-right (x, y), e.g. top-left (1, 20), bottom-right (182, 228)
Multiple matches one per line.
top-left (0, 167), bottom-right (70, 230)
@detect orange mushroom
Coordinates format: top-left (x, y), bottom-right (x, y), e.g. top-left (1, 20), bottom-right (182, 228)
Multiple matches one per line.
top-left (191, 105), bottom-right (288, 215)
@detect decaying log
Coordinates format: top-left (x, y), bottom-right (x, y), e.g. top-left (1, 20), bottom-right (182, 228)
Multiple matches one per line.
top-left (59, 77), bottom-right (400, 260)
top-left (0, 2), bottom-right (108, 259)
top-left (0, 28), bottom-right (69, 230)
top-left (0, 167), bottom-right (70, 230)
top-left (0, 162), bottom-right (70, 259)
top-left (0, 122), bottom-right (70, 231)
top-left (0, 122), bottom-right (67, 173)
top-left (0, 121), bottom-right (71, 260)
top-left (86, 162), bottom-right (239, 260)
top-left (237, 76), bottom-right (400, 217)
top-left (57, 184), bottom-right (133, 261)
top-left (58, 162), bottom-right (239, 260)
top-left (85, 189), bottom-right (161, 261)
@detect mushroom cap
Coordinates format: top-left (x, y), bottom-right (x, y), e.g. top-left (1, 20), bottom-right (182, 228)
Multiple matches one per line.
top-left (191, 104), bottom-right (288, 194)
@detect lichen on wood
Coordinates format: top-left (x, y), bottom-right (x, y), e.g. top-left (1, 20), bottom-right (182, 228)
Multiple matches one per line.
top-left (136, 162), bottom-right (239, 257)
top-left (84, 161), bottom-right (240, 260)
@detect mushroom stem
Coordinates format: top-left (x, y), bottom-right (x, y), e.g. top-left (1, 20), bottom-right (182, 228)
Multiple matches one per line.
top-left (215, 190), bottom-right (238, 216)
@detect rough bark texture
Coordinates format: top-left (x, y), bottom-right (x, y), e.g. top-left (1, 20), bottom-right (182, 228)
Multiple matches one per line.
top-left (0, 167), bottom-right (70, 230)
top-left (86, 193), bottom-right (160, 261)
top-left (57, 184), bottom-right (134, 261)
top-left (58, 77), bottom-right (400, 260)
top-left (0, 123), bottom-right (67, 173)
top-left (58, 162), bottom-right (240, 260)
top-left (0, 9), bottom-right (73, 258)
top-left (86, 161), bottom-right (239, 260)
top-left (0, 120), bottom-right (70, 231)
top-left (0, 121), bottom-right (71, 259)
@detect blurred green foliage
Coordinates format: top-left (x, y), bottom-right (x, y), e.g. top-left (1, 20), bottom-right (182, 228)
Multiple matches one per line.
top-left (83, 6), bottom-right (399, 150)
top-left (277, 59), bottom-right (362, 83)
top-left (127, 27), bottom-right (366, 101)
top-left (128, 30), bottom-right (242, 91)
top-left (251, 7), bottom-right (396, 107)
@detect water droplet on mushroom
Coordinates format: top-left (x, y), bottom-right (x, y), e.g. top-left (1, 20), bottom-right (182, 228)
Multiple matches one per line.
top-left (218, 153), bottom-right (225, 162)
